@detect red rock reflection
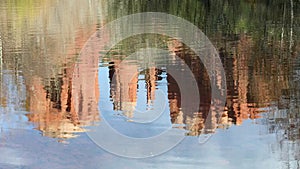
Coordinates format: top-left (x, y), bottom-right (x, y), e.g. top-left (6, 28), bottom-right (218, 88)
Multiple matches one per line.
top-left (25, 32), bottom-right (267, 139)
top-left (26, 26), bottom-right (103, 139)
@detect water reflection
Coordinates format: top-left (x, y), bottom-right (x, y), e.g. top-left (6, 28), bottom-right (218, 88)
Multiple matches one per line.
top-left (0, 0), bottom-right (105, 139)
top-left (0, 0), bottom-right (299, 168)
top-left (100, 34), bottom-right (280, 137)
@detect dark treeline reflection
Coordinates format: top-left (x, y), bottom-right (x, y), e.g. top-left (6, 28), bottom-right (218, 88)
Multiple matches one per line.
top-left (0, 0), bottom-right (299, 163)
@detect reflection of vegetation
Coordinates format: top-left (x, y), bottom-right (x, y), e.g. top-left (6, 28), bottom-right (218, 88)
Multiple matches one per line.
top-left (0, 0), bottom-right (99, 82)
top-left (107, 0), bottom-right (299, 36)
top-left (104, 0), bottom-right (299, 105)
top-left (6, 0), bottom-right (45, 21)
top-left (103, 34), bottom-right (169, 61)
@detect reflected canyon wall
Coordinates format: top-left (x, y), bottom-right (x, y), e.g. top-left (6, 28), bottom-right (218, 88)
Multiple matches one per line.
top-left (0, 0), bottom-right (107, 138)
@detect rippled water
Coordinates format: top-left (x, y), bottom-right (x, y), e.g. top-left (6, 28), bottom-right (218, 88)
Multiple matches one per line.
top-left (0, 0), bottom-right (300, 168)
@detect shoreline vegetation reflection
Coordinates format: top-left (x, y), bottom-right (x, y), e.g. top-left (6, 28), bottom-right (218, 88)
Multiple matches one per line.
top-left (0, 0), bottom-right (299, 167)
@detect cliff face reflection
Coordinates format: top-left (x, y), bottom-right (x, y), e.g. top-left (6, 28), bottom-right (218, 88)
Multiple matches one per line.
top-left (20, 32), bottom-right (297, 139)
top-left (0, 0), bottom-right (300, 168)
top-left (26, 57), bottom-right (100, 139)
top-left (0, 0), bottom-right (103, 139)
top-left (102, 34), bottom-right (268, 137)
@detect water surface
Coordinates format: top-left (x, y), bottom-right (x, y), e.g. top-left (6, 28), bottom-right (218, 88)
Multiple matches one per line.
top-left (0, 0), bottom-right (299, 168)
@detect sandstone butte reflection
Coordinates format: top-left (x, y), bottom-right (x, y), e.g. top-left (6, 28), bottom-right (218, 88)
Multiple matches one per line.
top-left (0, 1), bottom-right (106, 139)
top-left (26, 26), bottom-right (102, 139)
top-left (24, 34), bottom-right (266, 139)
top-left (107, 35), bottom-right (263, 137)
